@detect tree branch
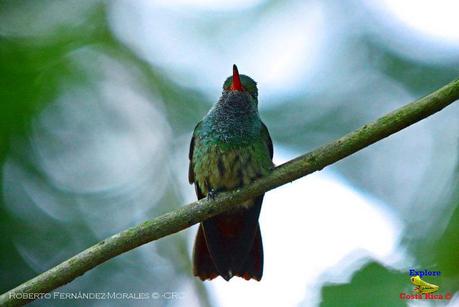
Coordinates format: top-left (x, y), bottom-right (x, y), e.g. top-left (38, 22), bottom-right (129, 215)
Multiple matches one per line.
top-left (2, 78), bottom-right (459, 306)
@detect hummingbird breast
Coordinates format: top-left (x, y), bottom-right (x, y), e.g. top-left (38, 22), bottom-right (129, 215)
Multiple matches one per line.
top-left (191, 90), bottom-right (272, 207)
top-left (192, 140), bottom-right (272, 208)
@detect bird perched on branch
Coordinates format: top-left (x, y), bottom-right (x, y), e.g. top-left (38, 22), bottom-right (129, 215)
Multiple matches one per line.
top-left (188, 65), bottom-right (273, 281)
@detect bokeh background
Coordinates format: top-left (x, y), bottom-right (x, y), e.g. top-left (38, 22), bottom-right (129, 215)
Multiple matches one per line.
top-left (1, 0), bottom-right (458, 306)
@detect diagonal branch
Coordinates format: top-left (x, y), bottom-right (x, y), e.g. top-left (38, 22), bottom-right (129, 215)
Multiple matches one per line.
top-left (2, 78), bottom-right (459, 306)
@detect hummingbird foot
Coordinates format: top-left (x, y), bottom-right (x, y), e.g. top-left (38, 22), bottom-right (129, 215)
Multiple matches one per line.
top-left (207, 189), bottom-right (218, 200)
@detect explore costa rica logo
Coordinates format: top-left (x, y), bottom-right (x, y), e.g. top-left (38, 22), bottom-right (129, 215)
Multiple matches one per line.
top-left (399, 269), bottom-right (452, 301)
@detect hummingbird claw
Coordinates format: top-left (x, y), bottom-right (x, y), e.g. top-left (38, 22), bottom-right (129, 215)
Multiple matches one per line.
top-left (207, 189), bottom-right (218, 200)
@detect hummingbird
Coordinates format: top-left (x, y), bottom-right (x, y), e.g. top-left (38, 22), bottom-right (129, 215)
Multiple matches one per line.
top-left (188, 65), bottom-right (273, 281)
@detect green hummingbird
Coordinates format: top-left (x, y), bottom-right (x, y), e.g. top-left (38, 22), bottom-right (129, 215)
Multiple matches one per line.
top-left (188, 65), bottom-right (273, 281)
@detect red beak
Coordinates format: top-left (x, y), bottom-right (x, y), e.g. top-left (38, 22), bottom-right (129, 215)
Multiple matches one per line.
top-left (230, 64), bottom-right (244, 91)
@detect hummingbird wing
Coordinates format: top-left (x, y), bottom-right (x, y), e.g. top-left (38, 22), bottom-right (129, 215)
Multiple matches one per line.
top-left (188, 122), bottom-right (198, 185)
top-left (261, 121), bottom-right (273, 160)
top-left (188, 121), bottom-right (205, 199)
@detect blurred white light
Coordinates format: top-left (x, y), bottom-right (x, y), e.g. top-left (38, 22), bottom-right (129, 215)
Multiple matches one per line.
top-left (380, 0), bottom-right (459, 43)
top-left (152, 0), bottom-right (264, 11)
top-left (360, 0), bottom-right (459, 62)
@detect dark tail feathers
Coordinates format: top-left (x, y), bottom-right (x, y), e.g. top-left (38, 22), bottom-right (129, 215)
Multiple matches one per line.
top-left (192, 224), bottom-right (263, 281)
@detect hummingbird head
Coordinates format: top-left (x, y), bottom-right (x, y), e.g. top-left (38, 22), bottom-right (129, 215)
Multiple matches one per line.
top-left (223, 65), bottom-right (258, 99)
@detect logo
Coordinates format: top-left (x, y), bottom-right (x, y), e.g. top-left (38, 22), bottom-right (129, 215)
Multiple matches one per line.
top-left (410, 275), bottom-right (438, 294)
top-left (399, 269), bottom-right (452, 301)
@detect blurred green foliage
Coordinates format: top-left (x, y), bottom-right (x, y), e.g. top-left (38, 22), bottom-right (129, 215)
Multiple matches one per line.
top-left (321, 262), bottom-right (407, 307)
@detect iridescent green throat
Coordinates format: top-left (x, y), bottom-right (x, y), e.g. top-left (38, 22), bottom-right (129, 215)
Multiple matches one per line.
top-left (199, 91), bottom-right (261, 148)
